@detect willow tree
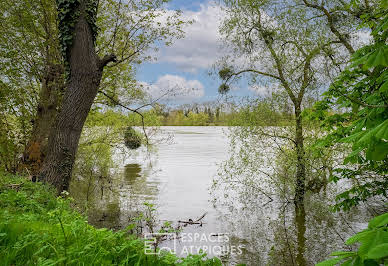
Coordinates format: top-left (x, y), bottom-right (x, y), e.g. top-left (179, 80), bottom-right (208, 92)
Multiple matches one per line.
top-left (216, 0), bottom-right (354, 264)
top-left (38, 0), bottom-right (185, 192)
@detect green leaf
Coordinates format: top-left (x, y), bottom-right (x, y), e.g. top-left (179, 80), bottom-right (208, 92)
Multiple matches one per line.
top-left (366, 142), bottom-right (388, 161)
top-left (316, 257), bottom-right (347, 266)
top-left (350, 256), bottom-right (363, 266)
top-left (369, 212), bottom-right (388, 229)
top-left (355, 120), bottom-right (388, 151)
top-left (380, 80), bottom-right (388, 93)
top-left (344, 147), bottom-right (364, 164)
top-left (382, 0), bottom-right (388, 9)
top-left (374, 119), bottom-right (388, 140)
top-left (367, 243), bottom-right (388, 259)
top-left (330, 251), bottom-right (356, 257)
top-left (363, 259), bottom-right (379, 266)
top-left (365, 47), bottom-right (388, 68)
top-left (375, 17), bottom-right (388, 33)
top-left (358, 230), bottom-right (380, 256)
top-left (340, 131), bottom-right (365, 144)
top-left (346, 230), bottom-right (374, 245)
top-left (340, 259), bottom-right (353, 266)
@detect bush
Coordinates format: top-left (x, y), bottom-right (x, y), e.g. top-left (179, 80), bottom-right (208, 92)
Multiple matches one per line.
top-left (124, 126), bottom-right (142, 150)
top-left (0, 171), bottom-right (222, 265)
top-left (316, 212), bottom-right (388, 266)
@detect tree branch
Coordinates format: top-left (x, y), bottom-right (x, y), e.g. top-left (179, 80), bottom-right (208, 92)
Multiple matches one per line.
top-left (302, 0), bottom-right (355, 54)
top-left (298, 41), bottom-right (342, 103)
top-left (98, 90), bottom-right (149, 145)
top-left (225, 69), bottom-right (282, 84)
top-left (254, 12), bottom-right (297, 104)
top-left (98, 54), bottom-right (117, 69)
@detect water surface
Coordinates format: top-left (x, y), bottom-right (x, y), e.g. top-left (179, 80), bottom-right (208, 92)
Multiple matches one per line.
top-left (71, 126), bottom-right (378, 265)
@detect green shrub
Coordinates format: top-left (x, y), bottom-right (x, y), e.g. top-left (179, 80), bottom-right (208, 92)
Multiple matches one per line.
top-left (124, 127), bottom-right (142, 150)
top-left (0, 172), bottom-right (222, 265)
top-left (316, 212), bottom-right (388, 266)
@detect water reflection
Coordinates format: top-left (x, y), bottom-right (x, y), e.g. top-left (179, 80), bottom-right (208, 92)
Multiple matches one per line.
top-left (211, 126), bottom-right (385, 265)
top-left (124, 163), bottom-right (142, 181)
top-left (122, 163), bottom-right (159, 201)
top-left (69, 127), bottom-right (384, 265)
top-left (71, 160), bottom-right (161, 230)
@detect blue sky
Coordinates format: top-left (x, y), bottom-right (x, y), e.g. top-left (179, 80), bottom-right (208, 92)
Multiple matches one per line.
top-left (135, 0), bottom-right (372, 106)
top-left (167, 0), bottom-right (209, 11)
top-left (136, 0), bottom-right (257, 105)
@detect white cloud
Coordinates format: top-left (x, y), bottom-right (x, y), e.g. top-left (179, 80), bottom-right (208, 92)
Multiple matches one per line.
top-left (248, 83), bottom-right (280, 96)
top-left (140, 74), bottom-right (205, 101)
top-left (351, 30), bottom-right (372, 50)
top-left (248, 85), bottom-right (268, 96)
top-left (157, 4), bottom-right (224, 73)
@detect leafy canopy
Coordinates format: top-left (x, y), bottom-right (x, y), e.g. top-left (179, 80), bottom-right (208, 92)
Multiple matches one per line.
top-left (310, 0), bottom-right (388, 210)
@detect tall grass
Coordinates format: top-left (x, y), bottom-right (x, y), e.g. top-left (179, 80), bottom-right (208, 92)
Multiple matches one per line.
top-left (0, 172), bottom-right (221, 266)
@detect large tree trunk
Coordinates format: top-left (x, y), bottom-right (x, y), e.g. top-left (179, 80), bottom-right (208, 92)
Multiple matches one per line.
top-left (39, 4), bottom-right (115, 193)
top-left (294, 105), bottom-right (307, 266)
top-left (20, 63), bottom-right (64, 176)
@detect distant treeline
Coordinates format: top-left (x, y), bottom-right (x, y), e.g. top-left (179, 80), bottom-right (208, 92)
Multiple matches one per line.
top-left (93, 99), bottom-right (296, 127)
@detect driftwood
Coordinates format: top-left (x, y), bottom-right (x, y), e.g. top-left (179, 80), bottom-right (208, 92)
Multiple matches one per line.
top-left (177, 220), bottom-right (204, 225)
top-left (178, 212), bottom-right (207, 226)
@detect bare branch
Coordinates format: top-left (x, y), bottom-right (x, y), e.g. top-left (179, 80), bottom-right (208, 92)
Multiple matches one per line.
top-left (298, 40), bottom-right (342, 103)
top-left (302, 0), bottom-right (355, 54)
top-left (225, 69), bottom-right (282, 84)
top-left (98, 90), bottom-right (149, 145)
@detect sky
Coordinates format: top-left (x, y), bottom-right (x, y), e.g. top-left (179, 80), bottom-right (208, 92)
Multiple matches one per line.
top-left (135, 0), bottom-right (372, 106)
top-left (136, 0), bottom-right (257, 105)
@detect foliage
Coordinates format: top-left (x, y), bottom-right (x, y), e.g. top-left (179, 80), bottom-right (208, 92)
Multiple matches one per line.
top-left (1, 0), bottom-right (187, 174)
top-left (311, 0), bottom-right (388, 211)
top-left (227, 98), bottom-right (291, 126)
top-left (218, 67), bottom-right (233, 81)
top-left (0, 115), bottom-right (27, 173)
top-left (71, 110), bottom-right (137, 206)
top-left (215, 2), bottom-right (356, 263)
top-left (144, 99), bottom-right (293, 126)
top-left (0, 0), bottom-right (60, 172)
top-left (127, 109), bottom-right (163, 127)
top-left (218, 0), bottom-right (349, 105)
top-left (124, 127), bottom-right (142, 150)
top-left (56, 0), bottom-right (81, 67)
top-left (316, 212), bottom-right (388, 266)
top-left (94, 0), bottom-right (189, 108)
top-left (0, 171), bottom-right (222, 265)
top-left (218, 83), bottom-right (230, 94)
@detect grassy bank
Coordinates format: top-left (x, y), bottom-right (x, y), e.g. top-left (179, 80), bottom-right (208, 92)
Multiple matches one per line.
top-left (0, 172), bottom-right (221, 266)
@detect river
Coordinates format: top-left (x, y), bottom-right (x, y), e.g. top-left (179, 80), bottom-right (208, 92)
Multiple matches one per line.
top-left (70, 126), bottom-right (379, 265)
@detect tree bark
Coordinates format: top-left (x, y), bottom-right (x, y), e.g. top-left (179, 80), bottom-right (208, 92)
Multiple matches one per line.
top-left (39, 4), bottom-right (115, 193)
top-left (21, 63), bottom-right (64, 176)
top-left (294, 104), bottom-right (307, 266)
